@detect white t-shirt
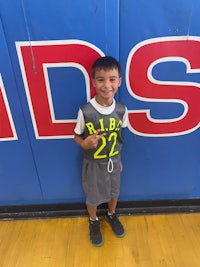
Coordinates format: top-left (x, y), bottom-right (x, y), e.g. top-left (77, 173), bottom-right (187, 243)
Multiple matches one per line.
top-left (74, 97), bottom-right (128, 135)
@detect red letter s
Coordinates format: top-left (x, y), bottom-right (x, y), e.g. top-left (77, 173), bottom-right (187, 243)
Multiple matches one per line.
top-left (126, 36), bottom-right (200, 136)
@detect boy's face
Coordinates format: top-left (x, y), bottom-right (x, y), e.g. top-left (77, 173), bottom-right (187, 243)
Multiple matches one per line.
top-left (92, 68), bottom-right (121, 104)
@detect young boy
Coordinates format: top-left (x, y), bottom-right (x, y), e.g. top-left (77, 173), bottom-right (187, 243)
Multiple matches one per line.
top-left (74, 56), bottom-right (128, 246)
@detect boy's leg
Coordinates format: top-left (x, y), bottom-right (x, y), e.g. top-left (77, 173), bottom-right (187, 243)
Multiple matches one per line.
top-left (106, 197), bottom-right (125, 237)
top-left (87, 205), bottom-right (97, 220)
top-left (108, 197), bottom-right (118, 214)
top-left (87, 205), bottom-right (103, 247)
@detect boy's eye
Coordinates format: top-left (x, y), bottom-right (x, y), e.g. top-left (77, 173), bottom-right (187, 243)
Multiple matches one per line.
top-left (95, 77), bottom-right (118, 83)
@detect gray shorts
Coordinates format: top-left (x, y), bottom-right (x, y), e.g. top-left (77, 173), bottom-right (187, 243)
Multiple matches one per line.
top-left (82, 156), bottom-right (121, 207)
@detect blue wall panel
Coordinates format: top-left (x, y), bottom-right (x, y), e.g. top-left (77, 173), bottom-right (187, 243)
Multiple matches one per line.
top-left (0, 18), bottom-right (42, 202)
top-left (119, 0), bottom-right (200, 200)
top-left (0, 0), bottom-right (119, 204)
top-left (0, 0), bottom-right (200, 205)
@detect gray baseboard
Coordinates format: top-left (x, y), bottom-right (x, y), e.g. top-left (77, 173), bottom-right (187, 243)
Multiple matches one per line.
top-left (0, 199), bottom-right (200, 220)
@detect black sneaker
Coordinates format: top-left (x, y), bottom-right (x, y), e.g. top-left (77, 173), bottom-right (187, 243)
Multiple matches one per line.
top-left (89, 219), bottom-right (103, 247)
top-left (105, 213), bottom-right (125, 237)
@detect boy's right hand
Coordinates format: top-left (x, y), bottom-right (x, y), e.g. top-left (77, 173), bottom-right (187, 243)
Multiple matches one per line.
top-left (82, 129), bottom-right (106, 150)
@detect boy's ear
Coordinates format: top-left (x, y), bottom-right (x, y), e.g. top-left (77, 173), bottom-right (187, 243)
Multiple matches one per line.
top-left (118, 77), bottom-right (122, 86)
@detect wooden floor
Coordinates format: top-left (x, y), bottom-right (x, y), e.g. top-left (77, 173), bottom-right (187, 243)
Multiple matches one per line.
top-left (0, 213), bottom-right (200, 267)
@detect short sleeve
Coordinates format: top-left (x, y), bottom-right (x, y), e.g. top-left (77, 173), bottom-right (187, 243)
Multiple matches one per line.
top-left (74, 109), bottom-right (85, 135)
top-left (122, 106), bottom-right (128, 128)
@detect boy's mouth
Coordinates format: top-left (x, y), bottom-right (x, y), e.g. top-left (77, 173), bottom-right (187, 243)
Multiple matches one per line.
top-left (102, 89), bottom-right (113, 93)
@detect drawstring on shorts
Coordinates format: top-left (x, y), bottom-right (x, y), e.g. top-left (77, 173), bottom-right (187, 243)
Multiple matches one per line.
top-left (107, 157), bottom-right (114, 173)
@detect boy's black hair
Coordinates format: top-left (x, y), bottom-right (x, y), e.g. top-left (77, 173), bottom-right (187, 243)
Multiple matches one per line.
top-left (92, 56), bottom-right (121, 78)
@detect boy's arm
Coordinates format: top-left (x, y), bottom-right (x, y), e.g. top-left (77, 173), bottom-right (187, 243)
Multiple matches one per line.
top-left (74, 134), bottom-right (87, 149)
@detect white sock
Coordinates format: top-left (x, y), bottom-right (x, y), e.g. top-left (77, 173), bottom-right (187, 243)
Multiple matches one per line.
top-left (90, 217), bottom-right (98, 221)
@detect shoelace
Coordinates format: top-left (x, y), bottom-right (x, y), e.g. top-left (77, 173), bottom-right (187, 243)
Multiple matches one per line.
top-left (107, 157), bottom-right (114, 173)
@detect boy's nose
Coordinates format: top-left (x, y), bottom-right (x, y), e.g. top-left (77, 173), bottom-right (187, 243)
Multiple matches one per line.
top-left (104, 80), bottom-right (111, 87)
